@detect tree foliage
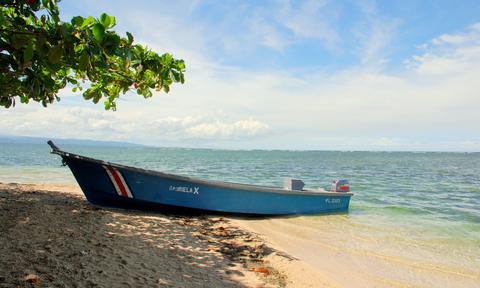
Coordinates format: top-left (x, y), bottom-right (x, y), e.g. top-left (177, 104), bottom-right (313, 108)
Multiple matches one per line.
top-left (0, 0), bottom-right (185, 110)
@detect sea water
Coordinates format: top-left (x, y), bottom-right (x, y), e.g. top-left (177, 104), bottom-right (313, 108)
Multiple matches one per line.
top-left (1, 142), bottom-right (479, 287)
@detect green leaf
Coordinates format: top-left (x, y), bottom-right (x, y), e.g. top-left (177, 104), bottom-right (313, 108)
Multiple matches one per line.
top-left (81, 16), bottom-right (95, 28)
top-left (92, 23), bottom-right (105, 43)
top-left (99, 13), bottom-right (115, 29)
top-left (103, 34), bottom-right (120, 55)
top-left (48, 44), bottom-right (63, 64)
top-left (83, 91), bottom-right (93, 100)
top-left (126, 32), bottom-right (134, 45)
top-left (0, 12), bottom-right (5, 26)
top-left (43, 77), bottom-right (55, 89)
top-left (71, 16), bottom-right (84, 27)
top-left (13, 16), bottom-right (27, 26)
top-left (67, 77), bottom-right (78, 84)
top-left (23, 43), bottom-right (34, 64)
top-left (60, 23), bottom-right (71, 39)
top-left (177, 60), bottom-right (186, 70)
top-left (94, 60), bottom-right (108, 69)
top-left (47, 1), bottom-right (60, 23)
top-left (161, 53), bottom-right (173, 65)
top-left (93, 91), bottom-right (102, 103)
top-left (108, 16), bottom-right (116, 28)
top-left (4, 98), bottom-right (13, 108)
top-left (79, 51), bottom-right (89, 71)
top-left (99, 13), bottom-right (109, 27)
top-left (74, 43), bottom-right (85, 53)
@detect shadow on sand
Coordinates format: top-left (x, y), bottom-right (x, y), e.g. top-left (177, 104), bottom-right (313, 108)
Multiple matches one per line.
top-left (0, 184), bottom-right (286, 287)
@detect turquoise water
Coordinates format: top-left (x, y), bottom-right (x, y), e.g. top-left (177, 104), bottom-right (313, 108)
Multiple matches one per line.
top-left (1, 142), bottom-right (479, 286)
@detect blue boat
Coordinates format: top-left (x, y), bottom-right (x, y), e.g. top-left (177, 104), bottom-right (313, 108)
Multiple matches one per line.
top-left (48, 141), bottom-right (353, 215)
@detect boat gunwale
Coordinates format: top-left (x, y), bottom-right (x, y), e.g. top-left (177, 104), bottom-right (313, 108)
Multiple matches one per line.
top-left (50, 146), bottom-right (353, 197)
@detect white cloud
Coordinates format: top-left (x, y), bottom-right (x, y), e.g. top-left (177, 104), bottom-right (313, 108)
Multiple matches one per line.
top-left (247, 16), bottom-right (291, 51)
top-left (432, 23), bottom-right (480, 46)
top-left (353, 0), bottom-right (400, 69)
top-left (0, 104), bottom-right (269, 146)
top-left (186, 119), bottom-right (269, 139)
top-left (408, 23), bottom-right (480, 76)
top-left (142, 116), bottom-right (269, 140)
top-left (0, 106), bottom-right (124, 139)
top-left (277, 0), bottom-right (340, 49)
top-left (370, 137), bottom-right (403, 148)
top-left (204, 0), bottom-right (342, 52)
top-left (56, 86), bottom-right (82, 98)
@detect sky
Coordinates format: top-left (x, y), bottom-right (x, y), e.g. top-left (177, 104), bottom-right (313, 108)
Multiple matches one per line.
top-left (2, 0), bottom-right (480, 151)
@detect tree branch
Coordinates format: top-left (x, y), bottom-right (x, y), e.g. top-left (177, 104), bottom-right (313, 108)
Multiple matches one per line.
top-left (0, 29), bottom-right (47, 36)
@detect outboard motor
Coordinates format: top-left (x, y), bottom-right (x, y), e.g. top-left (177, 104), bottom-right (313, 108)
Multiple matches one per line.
top-left (331, 179), bottom-right (350, 192)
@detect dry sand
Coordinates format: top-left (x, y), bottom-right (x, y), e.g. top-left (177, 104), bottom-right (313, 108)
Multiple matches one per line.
top-left (0, 182), bottom-right (339, 288)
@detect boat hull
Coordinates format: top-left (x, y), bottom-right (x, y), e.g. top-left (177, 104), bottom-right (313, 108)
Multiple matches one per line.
top-left (59, 150), bottom-right (352, 215)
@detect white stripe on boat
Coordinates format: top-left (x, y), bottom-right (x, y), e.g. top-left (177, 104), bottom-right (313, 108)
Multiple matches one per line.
top-left (103, 165), bottom-right (133, 198)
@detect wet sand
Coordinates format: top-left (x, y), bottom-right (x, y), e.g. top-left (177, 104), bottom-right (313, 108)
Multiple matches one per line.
top-left (0, 182), bottom-right (339, 287)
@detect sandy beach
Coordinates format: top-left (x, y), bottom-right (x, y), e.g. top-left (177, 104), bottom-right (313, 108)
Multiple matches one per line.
top-left (0, 182), bottom-right (339, 288)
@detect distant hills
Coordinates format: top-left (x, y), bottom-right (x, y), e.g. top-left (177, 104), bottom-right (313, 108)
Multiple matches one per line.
top-left (0, 135), bottom-right (144, 147)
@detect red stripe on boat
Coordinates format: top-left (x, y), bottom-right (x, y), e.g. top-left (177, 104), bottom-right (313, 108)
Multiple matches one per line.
top-left (103, 165), bottom-right (133, 198)
top-left (109, 167), bottom-right (129, 197)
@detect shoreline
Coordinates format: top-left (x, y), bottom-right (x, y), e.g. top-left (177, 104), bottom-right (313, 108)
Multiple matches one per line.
top-left (231, 215), bottom-right (480, 288)
top-left (0, 182), bottom-right (339, 287)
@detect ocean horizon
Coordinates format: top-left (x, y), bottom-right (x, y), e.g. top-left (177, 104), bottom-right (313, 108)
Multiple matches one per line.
top-left (2, 135), bottom-right (479, 153)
